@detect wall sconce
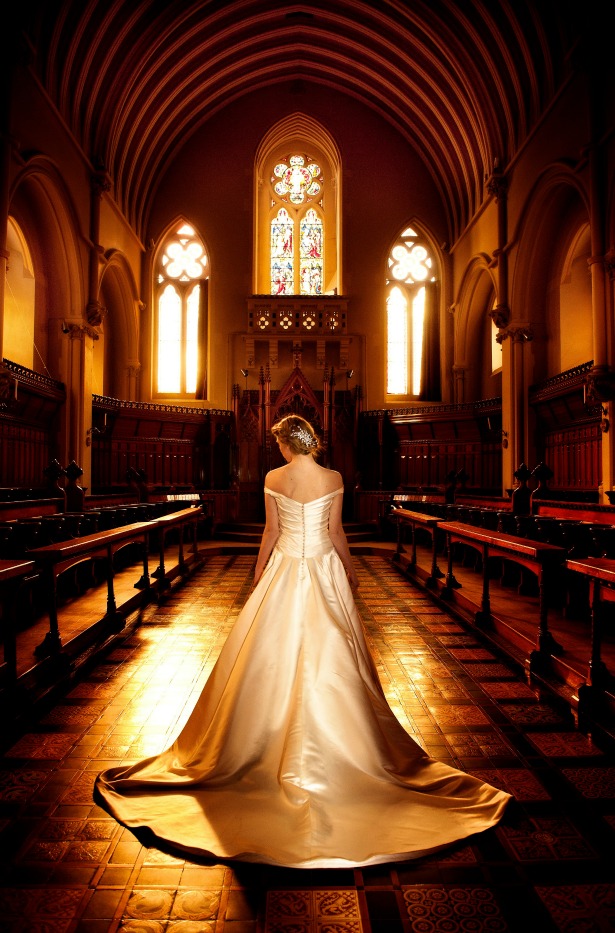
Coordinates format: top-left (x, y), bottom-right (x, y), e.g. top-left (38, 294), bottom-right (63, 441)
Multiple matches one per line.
top-left (486, 416), bottom-right (508, 447)
top-left (86, 415), bottom-right (107, 446)
top-left (345, 369), bottom-right (354, 390)
top-left (240, 368), bottom-right (249, 391)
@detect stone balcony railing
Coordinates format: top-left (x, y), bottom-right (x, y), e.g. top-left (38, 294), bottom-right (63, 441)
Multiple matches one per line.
top-left (247, 295), bottom-right (348, 335)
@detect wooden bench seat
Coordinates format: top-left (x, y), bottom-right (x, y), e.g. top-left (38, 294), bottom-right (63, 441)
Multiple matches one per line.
top-left (26, 506), bottom-right (204, 667)
top-left (434, 521), bottom-right (567, 670)
top-left (0, 559), bottom-right (38, 690)
top-left (391, 508), bottom-right (444, 587)
top-left (566, 558), bottom-right (615, 711)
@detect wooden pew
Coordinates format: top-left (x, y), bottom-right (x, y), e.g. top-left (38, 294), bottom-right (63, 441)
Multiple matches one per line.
top-left (0, 559), bottom-right (37, 690)
top-left (437, 521), bottom-right (567, 671)
top-left (27, 522), bottom-right (153, 667)
top-left (0, 498), bottom-right (64, 522)
top-left (392, 508), bottom-right (444, 587)
top-left (566, 557), bottom-right (615, 715)
top-left (150, 507), bottom-right (203, 590)
top-left (534, 501), bottom-right (615, 524)
top-left (27, 507), bottom-right (204, 666)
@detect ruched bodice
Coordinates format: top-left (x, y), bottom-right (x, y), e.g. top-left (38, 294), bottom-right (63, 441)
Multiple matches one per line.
top-left (96, 483), bottom-right (510, 869)
top-left (265, 487), bottom-right (342, 559)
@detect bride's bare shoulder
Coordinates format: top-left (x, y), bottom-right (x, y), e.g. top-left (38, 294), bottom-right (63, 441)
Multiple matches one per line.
top-left (318, 466), bottom-right (344, 491)
top-left (264, 466), bottom-right (287, 491)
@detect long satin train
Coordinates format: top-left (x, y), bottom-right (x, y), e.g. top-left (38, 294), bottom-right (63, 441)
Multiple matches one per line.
top-left (96, 489), bottom-right (511, 868)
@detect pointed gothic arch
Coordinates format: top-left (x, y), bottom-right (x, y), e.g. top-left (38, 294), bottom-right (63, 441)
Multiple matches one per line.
top-left (254, 114), bottom-right (342, 296)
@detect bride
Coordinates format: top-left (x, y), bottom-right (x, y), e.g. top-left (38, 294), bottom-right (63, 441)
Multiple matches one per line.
top-left (95, 414), bottom-right (511, 868)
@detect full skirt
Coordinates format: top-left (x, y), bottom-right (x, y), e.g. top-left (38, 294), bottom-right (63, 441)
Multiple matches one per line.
top-left (95, 548), bottom-right (511, 868)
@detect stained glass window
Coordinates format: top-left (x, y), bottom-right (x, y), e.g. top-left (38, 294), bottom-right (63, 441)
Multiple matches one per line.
top-left (299, 208), bottom-right (323, 295)
top-left (271, 208), bottom-right (294, 294)
top-left (272, 156), bottom-right (322, 204)
top-left (156, 223), bottom-right (207, 396)
top-left (269, 155), bottom-right (324, 295)
top-left (386, 227), bottom-right (435, 397)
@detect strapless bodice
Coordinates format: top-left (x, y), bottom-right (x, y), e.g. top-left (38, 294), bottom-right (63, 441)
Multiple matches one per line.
top-left (265, 487), bottom-right (343, 559)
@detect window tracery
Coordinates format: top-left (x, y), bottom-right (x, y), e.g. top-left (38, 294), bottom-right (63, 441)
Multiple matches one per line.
top-left (156, 223), bottom-right (207, 396)
top-left (386, 227), bottom-right (436, 398)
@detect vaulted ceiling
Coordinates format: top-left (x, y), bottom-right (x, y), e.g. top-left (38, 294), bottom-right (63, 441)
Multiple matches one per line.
top-left (15, 0), bottom-right (578, 240)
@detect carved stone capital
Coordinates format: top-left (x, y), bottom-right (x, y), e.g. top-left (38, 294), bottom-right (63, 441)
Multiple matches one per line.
top-left (489, 304), bottom-right (510, 329)
top-left (0, 364), bottom-right (18, 403)
top-left (584, 367), bottom-right (615, 403)
top-left (92, 168), bottom-right (112, 198)
top-left (485, 171), bottom-right (508, 201)
top-left (86, 299), bottom-right (106, 327)
top-left (496, 324), bottom-right (534, 344)
top-left (64, 321), bottom-right (100, 341)
top-left (510, 326), bottom-right (534, 343)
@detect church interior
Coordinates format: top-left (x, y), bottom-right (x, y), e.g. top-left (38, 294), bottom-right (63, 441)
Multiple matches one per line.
top-left (2, 0), bottom-right (615, 929)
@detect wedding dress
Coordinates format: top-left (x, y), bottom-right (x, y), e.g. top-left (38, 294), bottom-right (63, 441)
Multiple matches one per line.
top-left (95, 487), bottom-right (511, 868)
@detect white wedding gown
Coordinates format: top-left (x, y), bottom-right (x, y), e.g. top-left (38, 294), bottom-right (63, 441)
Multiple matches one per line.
top-left (95, 487), bottom-right (511, 868)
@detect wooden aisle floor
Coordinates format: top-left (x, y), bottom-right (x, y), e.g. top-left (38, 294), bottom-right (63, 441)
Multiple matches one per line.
top-left (1, 552), bottom-right (615, 932)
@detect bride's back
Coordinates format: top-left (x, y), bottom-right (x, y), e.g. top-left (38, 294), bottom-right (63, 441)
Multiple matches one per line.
top-left (265, 459), bottom-right (342, 504)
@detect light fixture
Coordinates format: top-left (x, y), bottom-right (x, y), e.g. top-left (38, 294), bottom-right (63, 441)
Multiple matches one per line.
top-left (240, 368), bottom-right (248, 390)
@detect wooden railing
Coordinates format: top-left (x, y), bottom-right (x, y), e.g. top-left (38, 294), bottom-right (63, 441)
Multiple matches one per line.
top-left (7, 507), bottom-right (203, 688)
top-left (0, 559), bottom-right (37, 693)
top-left (392, 508), bottom-right (444, 587)
top-left (566, 557), bottom-right (615, 712)
top-left (391, 508), bottom-right (615, 727)
top-left (437, 521), bottom-right (567, 667)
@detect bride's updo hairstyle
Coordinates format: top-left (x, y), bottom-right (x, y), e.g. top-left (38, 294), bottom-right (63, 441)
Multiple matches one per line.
top-left (271, 415), bottom-right (323, 458)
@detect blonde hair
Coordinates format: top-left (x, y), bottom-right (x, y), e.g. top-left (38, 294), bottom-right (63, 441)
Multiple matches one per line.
top-left (271, 415), bottom-right (322, 458)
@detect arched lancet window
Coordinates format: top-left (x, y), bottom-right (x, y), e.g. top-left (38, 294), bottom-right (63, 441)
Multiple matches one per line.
top-left (5, 217), bottom-right (36, 370)
top-left (386, 227), bottom-right (438, 399)
top-left (155, 223), bottom-right (208, 397)
top-left (255, 116), bottom-right (341, 296)
top-left (491, 310), bottom-right (503, 374)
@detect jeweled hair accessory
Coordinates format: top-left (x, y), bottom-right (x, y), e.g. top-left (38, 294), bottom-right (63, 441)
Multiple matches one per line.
top-left (290, 425), bottom-right (318, 448)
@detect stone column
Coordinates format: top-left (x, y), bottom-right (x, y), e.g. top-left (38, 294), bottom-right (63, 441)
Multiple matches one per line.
top-left (65, 323), bottom-right (99, 492)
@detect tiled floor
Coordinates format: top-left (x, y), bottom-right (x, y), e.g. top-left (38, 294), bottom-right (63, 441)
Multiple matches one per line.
top-left (1, 553), bottom-right (615, 932)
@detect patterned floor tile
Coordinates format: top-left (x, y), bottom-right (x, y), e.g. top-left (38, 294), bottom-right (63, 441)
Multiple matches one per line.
top-left (267, 889), bottom-right (362, 932)
top-left (527, 732), bottom-right (605, 757)
top-left (498, 704), bottom-right (567, 725)
top-left (535, 883), bottom-right (615, 931)
top-left (427, 706), bottom-right (492, 726)
top-left (561, 767), bottom-right (615, 798)
top-left (122, 888), bottom-right (177, 921)
top-left (448, 648), bottom-right (497, 660)
top-left (460, 663), bottom-right (518, 679)
top-left (0, 768), bottom-right (48, 801)
top-left (0, 886), bottom-right (84, 923)
top-left (6, 734), bottom-right (79, 759)
top-left (402, 885), bottom-right (507, 930)
top-left (468, 768), bottom-right (551, 801)
top-left (480, 682), bottom-right (538, 700)
top-left (2, 554), bottom-right (615, 933)
top-left (498, 814), bottom-right (598, 861)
